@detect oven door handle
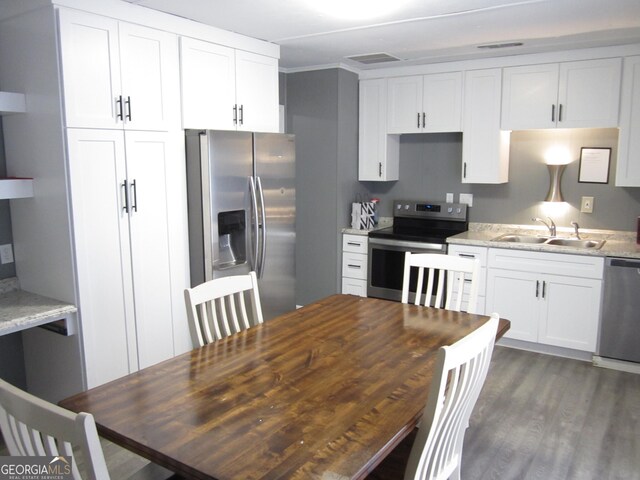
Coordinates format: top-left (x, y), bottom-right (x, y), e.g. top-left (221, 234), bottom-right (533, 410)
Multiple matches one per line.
top-left (368, 237), bottom-right (447, 252)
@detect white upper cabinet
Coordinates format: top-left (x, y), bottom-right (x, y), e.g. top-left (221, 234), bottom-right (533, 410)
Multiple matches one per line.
top-left (58, 9), bottom-right (179, 131)
top-left (181, 37), bottom-right (279, 132)
top-left (462, 68), bottom-right (510, 184)
top-left (617, 55), bottom-right (640, 187)
top-left (387, 72), bottom-right (462, 134)
top-left (501, 58), bottom-right (622, 130)
top-left (358, 79), bottom-right (399, 181)
top-left (235, 50), bottom-right (279, 132)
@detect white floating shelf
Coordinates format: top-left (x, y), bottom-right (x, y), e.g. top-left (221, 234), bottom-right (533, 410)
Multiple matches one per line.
top-left (0, 178), bottom-right (34, 199)
top-left (0, 91), bottom-right (26, 114)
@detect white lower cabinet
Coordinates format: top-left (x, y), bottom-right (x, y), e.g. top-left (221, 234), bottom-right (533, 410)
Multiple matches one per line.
top-left (447, 244), bottom-right (488, 314)
top-left (67, 128), bottom-right (180, 388)
top-left (485, 248), bottom-right (603, 352)
top-left (341, 234), bottom-right (368, 297)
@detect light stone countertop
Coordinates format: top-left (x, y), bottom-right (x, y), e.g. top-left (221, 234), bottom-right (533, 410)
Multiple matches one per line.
top-left (341, 216), bottom-right (393, 236)
top-left (0, 278), bottom-right (77, 336)
top-left (447, 223), bottom-right (640, 259)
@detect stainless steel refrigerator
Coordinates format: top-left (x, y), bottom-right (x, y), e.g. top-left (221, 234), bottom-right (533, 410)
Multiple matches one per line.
top-left (185, 130), bottom-right (295, 320)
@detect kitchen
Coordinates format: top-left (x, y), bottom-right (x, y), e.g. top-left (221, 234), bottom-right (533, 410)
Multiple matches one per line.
top-left (1, 0), bottom-right (640, 478)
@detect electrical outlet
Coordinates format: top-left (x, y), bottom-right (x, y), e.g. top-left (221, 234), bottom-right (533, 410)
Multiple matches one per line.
top-left (581, 196), bottom-right (594, 213)
top-left (0, 244), bottom-right (14, 264)
top-left (459, 193), bottom-right (473, 207)
top-left (446, 193), bottom-right (454, 203)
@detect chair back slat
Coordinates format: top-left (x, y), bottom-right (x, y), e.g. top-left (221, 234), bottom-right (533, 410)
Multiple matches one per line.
top-left (402, 252), bottom-right (481, 314)
top-left (0, 379), bottom-right (110, 480)
top-left (404, 314), bottom-right (499, 480)
top-left (184, 271), bottom-right (264, 347)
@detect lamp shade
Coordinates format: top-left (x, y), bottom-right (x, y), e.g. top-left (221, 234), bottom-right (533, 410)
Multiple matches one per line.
top-left (545, 164), bottom-right (566, 202)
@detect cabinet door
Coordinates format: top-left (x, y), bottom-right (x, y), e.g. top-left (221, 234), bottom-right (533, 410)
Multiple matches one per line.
top-left (557, 58), bottom-right (622, 128)
top-left (501, 64), bottom-right (559, 130)
top-left (617, 55), bottom-right (640, 186)
top-left (235, 50), bottom-right (279, 133)
top-left (358, 79), bottom-right (399, 181)
top-left (387, 76), bottom-right (422, 133)
top-left (180, 37), bottom-right (236, 130)
top-left (538, 276), bottom-right (601, 352)
top-left (422, 72), bottom-right (462, 132)
top-left (67, 129), bottom-right (136, 388)
top-left (58, 9), bottom-right (121, 129)
top-left (486, 268), bottom-right (539, 342)
top-left (462, 69), bottom-right (509, 184)
top-left (119, 23), bottom-right (179, 131)
top-left (125, 131), bottom-right (176, 369)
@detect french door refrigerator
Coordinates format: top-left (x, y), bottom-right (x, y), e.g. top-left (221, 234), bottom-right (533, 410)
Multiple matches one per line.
top-left (185, 130), bottom-right (295, 320)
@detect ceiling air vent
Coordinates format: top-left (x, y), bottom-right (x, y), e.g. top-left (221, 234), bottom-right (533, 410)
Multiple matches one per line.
top-left (347, 53), bottom-right (401, 65)
top-left (477, 42), bottom-right (524, 50)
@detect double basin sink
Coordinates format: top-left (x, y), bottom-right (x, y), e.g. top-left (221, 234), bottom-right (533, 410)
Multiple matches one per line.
top-left (492, 233), bottom-right (606, 250)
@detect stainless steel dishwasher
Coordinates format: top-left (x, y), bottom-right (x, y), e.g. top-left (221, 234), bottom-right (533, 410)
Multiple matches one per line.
top-left (598, 257), bottom-right (640, 363)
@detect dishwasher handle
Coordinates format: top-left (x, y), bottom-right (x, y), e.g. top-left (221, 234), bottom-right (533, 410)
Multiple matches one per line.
top-left (608, 258), bottom-right (640, 269)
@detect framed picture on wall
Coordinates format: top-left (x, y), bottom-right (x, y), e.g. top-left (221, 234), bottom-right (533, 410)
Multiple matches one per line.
top-left (578, 147), bottom-right (611, 184)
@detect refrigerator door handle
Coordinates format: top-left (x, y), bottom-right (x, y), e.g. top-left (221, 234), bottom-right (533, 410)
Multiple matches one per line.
top-left (256, 176), bottom-right (267, 278)
top-left (248, 176), bottom-right (260, 271)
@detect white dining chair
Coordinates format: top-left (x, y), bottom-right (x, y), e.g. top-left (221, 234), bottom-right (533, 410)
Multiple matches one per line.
top-left (401, 252), bottom-right (481, 314)
top-left (184, 271), bottom-right (264, 347)
top-left (0, 379), bottom-right (172, 480)
top-left (0, 378), bottom-right (109, 480)
top-left (404, 314), bottom-right (500, 480)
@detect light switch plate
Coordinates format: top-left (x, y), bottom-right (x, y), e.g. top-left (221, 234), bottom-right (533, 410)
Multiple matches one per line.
top-left (0, 244), bottom-right (14, 264)
top-left (581, 196), bottom-right (594, 213)
top-left (459, 193), bottom-right (473, 207)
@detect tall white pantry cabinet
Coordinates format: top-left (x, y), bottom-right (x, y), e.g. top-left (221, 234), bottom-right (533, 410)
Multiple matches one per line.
top-left (0, 2), bottom-right (213, 400)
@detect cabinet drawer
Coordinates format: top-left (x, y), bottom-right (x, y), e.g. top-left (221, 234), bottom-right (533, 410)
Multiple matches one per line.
top-left (343, 234), bottom-right (368, 254)
top-left (342, 252), bottom-right (367, 280)
top-left (488, 248), bottom-right (604, 279)
top-left (342, 278), bottom-right (367, 297)
top-left (449, 245), bottom-right (487, 297)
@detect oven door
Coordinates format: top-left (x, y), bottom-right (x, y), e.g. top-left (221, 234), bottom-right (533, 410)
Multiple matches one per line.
top-left (367, 237), bottom-right (447, 302)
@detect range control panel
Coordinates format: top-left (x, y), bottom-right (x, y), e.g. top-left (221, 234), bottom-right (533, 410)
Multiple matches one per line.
top-left (393, 200), bottom-right (468, 221)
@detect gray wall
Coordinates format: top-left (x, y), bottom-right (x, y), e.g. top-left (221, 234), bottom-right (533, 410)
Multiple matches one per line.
top-left (286, 68), bottom-right (359, 305)
top-left (365, 128), bottom-right (640, 232)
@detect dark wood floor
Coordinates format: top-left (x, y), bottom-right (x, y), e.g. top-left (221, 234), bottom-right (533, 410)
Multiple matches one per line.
top-left (2, 346), bottom-right (639, 479)
top-left (370, 346), bottom-right (640, 480)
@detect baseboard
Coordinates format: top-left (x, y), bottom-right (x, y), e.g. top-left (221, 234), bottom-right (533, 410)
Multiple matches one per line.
top-left (592, 356), bottom-right (640, 374)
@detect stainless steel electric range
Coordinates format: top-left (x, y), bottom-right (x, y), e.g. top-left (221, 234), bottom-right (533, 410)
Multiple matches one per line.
top-left (367, 199), bottom-right (469, 301)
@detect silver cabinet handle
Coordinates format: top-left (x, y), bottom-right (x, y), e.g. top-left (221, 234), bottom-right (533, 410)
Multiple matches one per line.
top-left (122, 180), bottom-right (129, 212)
top-left (378, 162), bottom-right (382, 177)
top-left (417, 112), bottom-right (420, 128)
top-left (542, 280), bottom-right (546, 299)
top-left (347, 242), bottom-right (362, 247)
top-left (130, 179), bottom-right (137, 212)
top-left (233, 105), bottom-right (238, 125)
top-left (239, 105), bottom-right (244, 126)
top-left (348, 264), bottom-right (361, 269)
top-left (116, 96), bottom-right (124, 122)
top-left (125, 96), bottom-right (132, 121)
top-left (551, 104), bottom-right (555, 122)
top-left (558, 104), bottom-right (563, 122)
top-left (536, 280), bottom-right (540, 298)
top-left (422, 112), bottom-right (426, 128)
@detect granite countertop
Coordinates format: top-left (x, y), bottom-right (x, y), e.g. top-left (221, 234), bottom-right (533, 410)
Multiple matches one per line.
top-left (342, 217), bottom-right (393, 236)
top-left (447, 223), bottom-right (640, 259)
top-left (0, 278), bottom-right (77, 336)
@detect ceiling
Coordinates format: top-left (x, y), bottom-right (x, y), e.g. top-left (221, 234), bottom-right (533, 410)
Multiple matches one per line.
top-left (125, 0), bottom-right (640, 71)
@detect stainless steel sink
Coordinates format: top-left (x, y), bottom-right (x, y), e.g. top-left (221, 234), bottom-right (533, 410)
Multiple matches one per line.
top-left (492, 234), bottom-right (550, 244)
top-left (544, 238), bottom-right (606, 249)
top-left (491, 233), bottom-right (606, 249)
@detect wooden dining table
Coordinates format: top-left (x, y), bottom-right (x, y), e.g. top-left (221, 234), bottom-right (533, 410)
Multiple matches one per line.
top-left (60, 294), bottom-right (510, 480)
